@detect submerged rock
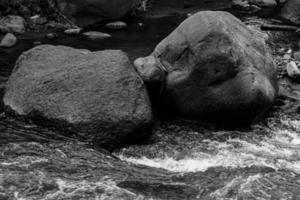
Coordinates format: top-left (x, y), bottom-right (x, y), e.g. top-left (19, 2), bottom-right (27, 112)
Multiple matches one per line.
top-left (64, 28), bottom-right (81, 35)
top-left (0, 15), bottom-right (26, 34)
top-left (82, 31), bottom-right (111, 40)
top-left (279, 0), bottom-right (300, 25)
top-left (3, 45), bottom-right (153, 148)
top-left (105, 21), bottom-right (127, 30)
top-left (45, 32), bottom-right (58, 40)
top-left (137, 11), bottom-right (278, 124)
top-left (0, 33), bottom-right (17, 47)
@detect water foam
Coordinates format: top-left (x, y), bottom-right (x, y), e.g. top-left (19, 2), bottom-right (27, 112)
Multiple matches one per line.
top-left (119, 119), bottom-right (300, 173)
top-left (42, 177), bottom-right (147, 200)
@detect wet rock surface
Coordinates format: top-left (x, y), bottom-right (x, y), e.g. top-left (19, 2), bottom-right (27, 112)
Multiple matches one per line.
top-left (3, 45), bottom-right (153, 148)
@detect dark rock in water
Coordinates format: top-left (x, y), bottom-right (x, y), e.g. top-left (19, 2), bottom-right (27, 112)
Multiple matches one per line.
top-left (279, 0), bottom-right (300, 25)
top-left (45, 32), bottom-right (58, 40)
top-left (3, 45), bottom-right (153, 148)
top-left (58, 0), bottom-right (138, 26)
top-left (137, 11), bottom-right (278, 124)
top-left (0, 15), bottom-right (26, 34)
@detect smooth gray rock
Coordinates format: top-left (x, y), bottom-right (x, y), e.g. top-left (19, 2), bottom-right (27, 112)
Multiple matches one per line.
top-left (0, 33), bottom-right (17, 47)
top-left (82, 31), bottom-right (111, 40)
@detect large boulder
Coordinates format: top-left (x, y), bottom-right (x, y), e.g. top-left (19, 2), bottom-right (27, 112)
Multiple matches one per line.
top-left (57, 0), bottom-right (138, 26)
top-left (279, 0), bottom-right (300, 25)
top-left (3, 45), bottom-right (153, 148)
top-left (135, 11), bottom-right (278, 124)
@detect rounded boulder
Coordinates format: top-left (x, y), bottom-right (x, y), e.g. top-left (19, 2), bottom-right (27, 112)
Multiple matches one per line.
top-left (4, 45), bottom-right (153, 148)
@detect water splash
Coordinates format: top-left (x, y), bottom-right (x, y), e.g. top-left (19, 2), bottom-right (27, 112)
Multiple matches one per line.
top-left (119, 119), bottom-right (300, 174)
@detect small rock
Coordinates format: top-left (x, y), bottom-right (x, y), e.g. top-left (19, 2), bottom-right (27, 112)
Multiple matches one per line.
top-left (136, 22), bottom-right (147, 31)
top-left (64, 28), bottom-right (81, 35)
top-left (0, 15), bottom-right (26, 34)
top-left (105, 21), bottom-right (127, 30)
top-left (294, 52), bottom-right (300, 61)
top-left (30, 15), bottom-right (40, 20)
top-left (35, 17), bottom-right (48, 25)
top-left (278, 48), bottom-right (285, 55)
top-left (0, 33), bottom-right (17, 47)
top-left (287, 61), bottom-right (300, 79)
top-left (283, 54), bottom-right (291, 60)
top-left (134, 56), bottom-right (166, 84)
top-left (82, 31), bottom-right (111, 40)
top-left (46, 33), bottom-right (58, 40)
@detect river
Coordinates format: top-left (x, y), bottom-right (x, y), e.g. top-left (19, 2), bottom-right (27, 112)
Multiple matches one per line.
top-left (0, 15), bottom-right (300, 200)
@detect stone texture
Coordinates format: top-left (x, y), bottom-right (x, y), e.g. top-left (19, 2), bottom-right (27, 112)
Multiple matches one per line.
top-left (4, 45), bottom-right (153, 148)
top-left (137, 11), bottom-right (278, 124)
top-left (0, 33), bottom-right (17, 47)
top-left (0, 15), bottom-right (25, 34)
top-left (279, 0), bottom-right (300, 25)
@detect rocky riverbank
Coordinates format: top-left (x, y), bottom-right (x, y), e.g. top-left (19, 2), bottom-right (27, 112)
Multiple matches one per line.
top-left (0, 1), bottom-right (300, 199)
top-left (0, 0), bottom-right (299, 148)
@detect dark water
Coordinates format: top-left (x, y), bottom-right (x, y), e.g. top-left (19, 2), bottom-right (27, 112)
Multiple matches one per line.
top-left (1, 15), bottom-right (300, 200)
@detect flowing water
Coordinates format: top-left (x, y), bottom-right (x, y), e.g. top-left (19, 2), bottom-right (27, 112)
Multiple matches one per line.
top-left (0, 15), bottom-right (300, 200)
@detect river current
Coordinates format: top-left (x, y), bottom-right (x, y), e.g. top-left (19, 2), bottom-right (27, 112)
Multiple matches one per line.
top-left (0, 15), bottom-right (300, 200)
